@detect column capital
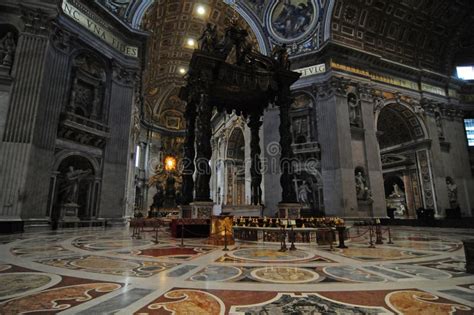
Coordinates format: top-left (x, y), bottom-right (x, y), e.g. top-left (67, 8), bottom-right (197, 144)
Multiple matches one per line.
top-left (20, 5), bottom-right (54, 36)
top-left (313, 76), bottom-right (351, 99)
top-left (356, 83), bottom-right (376, 102)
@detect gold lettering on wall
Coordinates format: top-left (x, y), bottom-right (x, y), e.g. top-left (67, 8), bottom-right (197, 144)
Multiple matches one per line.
top-left (329, 60), bottom-right (450, 95)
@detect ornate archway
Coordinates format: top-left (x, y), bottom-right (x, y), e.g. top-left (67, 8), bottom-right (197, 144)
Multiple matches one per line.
top-left (376, 100), bottom-right (436, 218)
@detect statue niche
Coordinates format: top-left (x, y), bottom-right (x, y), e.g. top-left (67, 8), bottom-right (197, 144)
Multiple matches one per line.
top-left (446, 176), bottom-right (458, 209)
top-left (68, 53), bottom-right (107, 121)
top-left (54, 155), bottom-right (96, 222)
top-left (354, 167), bottom-right (371, 201)
top-left (384, 175), bottom-right (407, 218)
top-left (0, 26), bottom-right (17, 70)
top-left (348, 92), bottom-right (362, 127)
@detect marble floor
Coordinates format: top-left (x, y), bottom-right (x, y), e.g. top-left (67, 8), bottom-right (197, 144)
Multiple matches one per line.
top-left (0, 225), bottom-right (473, 314)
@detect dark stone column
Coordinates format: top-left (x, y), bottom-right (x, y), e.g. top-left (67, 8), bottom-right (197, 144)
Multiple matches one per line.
top-left (181, 98), bottom-right (197, 205)
top-left (277, 85), bottom-right (297, 203)
top-left (248, 113), bottom-right (262, 205)
top-left (194, 93), bottom-right (213, 201)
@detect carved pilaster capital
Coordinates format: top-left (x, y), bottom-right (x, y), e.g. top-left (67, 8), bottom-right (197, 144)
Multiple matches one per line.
top-left (314, 77), bottom-right (351, 99)
top-left (112, 61), bottom-right (135, 85)
top-left (50, 22), bottom-right (73, 53)
top-left (440, 106), bottom-right (465, 121)
top-left (420, 98), bottom-right (438, 116)
top-left (21, 6), bottom-right (52, 36)
top-left (356, 83), bottom-right (376, 103)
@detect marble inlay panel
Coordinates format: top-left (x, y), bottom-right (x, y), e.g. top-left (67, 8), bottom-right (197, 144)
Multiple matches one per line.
top-left (76, 288), bottom-right (154, 315)
top-left (383, 264), bottom-right (452, 280)
top-left (166, 265), bottom-right (198, 277)
top-left (323, 266), bottom-right (387, 283)
top-left (0, 283), bottom-right (121, 314)
top-left (36, 255), bottom-right (175, 278)
top-left (0, 272), bottom-right (61, 300)
top-left (363, 266), bottom-right (413, 279)
top-left (439, 289), bottom-right (474, 303)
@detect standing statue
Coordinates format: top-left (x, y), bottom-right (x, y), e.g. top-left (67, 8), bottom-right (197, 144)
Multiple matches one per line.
top-left (435, 112), bottom-right (444, 139)
top-left (348, 93), bottom-right (361, 127)
top-left (446, 176), bottom-right (458, 208)
top-left (198, 23), bottom-right (218, 52)
top-left (297, 180), bottom-right (311, 205)
top-left (355, 171), bottom-right (370, 200)
top-left (61, 166), bottom-right (91, 204)
top-left (219, 16), bottom-right (251, 65)
top-left (0, 32), bottom-right (16, 67)
top-left (271, 44), bottom-right (290, 69)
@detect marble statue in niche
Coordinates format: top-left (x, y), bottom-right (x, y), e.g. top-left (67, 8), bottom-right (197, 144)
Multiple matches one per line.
top-left (0, 32), bottom-right (16, 67)
top-left (348, 93), bottom-right (362, 127)
top-left (297, 180), bottom-right (311, 205)
top-left (355, 170), bottom-right (371, 200)
top-left (389, 183), bottom-right (405, 198)
top-left (271, 0), bottom-right (314, 40)
top-left (435, 111), bottom-right (444, 139)
top-left (446, 176), bottom-right (458, 208)
top-left (60, 166), bottom-right (91, 205)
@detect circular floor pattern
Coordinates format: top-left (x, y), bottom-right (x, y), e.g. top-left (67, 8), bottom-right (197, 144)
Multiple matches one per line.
top-left (190, 266), bottom-right (242, 282)
top-left (251, 267), bottom-right (320, 283)
top-left (229, 248), bottom-right (313, 262)
top-left (0, 272), bottom-right (62, 300)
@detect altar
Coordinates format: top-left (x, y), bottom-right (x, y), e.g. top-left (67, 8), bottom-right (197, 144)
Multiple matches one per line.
top-left (232, 217), bottom-right (349, 245)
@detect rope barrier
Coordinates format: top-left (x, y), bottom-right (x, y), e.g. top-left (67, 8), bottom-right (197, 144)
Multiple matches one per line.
top-left (350, 228), bottom-right (371, 239)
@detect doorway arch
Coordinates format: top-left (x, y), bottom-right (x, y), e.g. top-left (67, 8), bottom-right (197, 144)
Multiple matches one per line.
top-left (376, 100), bottom-right (435, 217)
top-left (225, 127), bottom-right (246, 206)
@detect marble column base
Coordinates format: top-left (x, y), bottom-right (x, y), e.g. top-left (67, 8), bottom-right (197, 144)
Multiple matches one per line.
top-left (190, 201), bottom-right (214, 219)
top-left (278, 203), bottom-right (301, 219)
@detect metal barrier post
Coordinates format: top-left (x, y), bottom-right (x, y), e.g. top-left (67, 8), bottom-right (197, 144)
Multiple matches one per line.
top-left (180, 219), bottom-right (184, 247)
top-left (289, 226), bottom-right (296, 251)
top-left (154, 225), bottom-right (159, 244)
top-left (223, 226), bottom-right (229, 251)
top-left (368, 224), bottom-right (375, 248)
top-left (329, 229), bottom-right (334, 251)
top-left (387, 226), bottom-right (394, 244)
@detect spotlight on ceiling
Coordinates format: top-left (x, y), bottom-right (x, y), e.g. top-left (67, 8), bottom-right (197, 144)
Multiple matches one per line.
top-left (196, 5), bottom-right (206, 16)
top-left (193, 3), bottom-right (210, 19)
top-left (186, 38), bottom-right (196, 48)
